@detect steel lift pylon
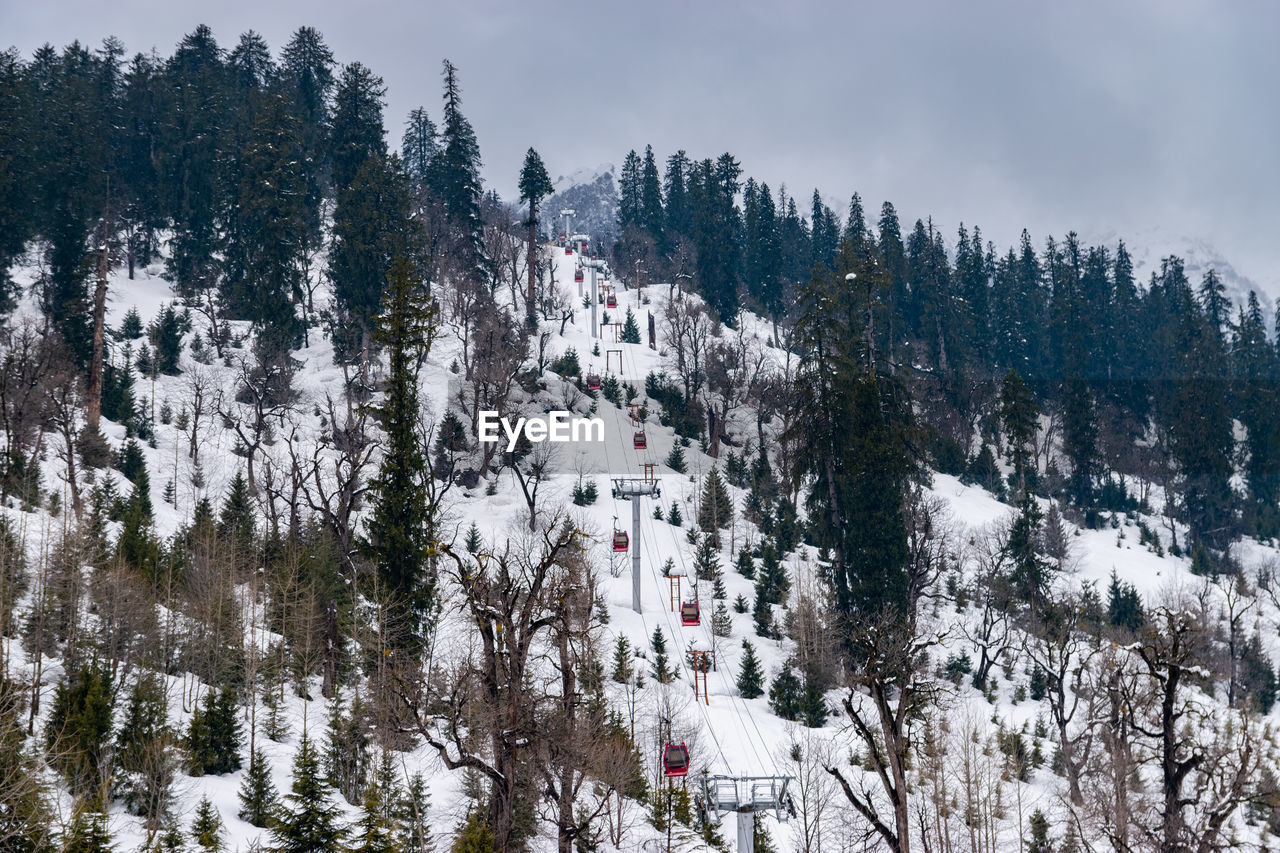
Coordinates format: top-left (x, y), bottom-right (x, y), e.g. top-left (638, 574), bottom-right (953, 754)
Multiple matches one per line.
top-left (611, 477), bottom-right (661, 612)
top-left (697, 775), bottom-right (796, 853)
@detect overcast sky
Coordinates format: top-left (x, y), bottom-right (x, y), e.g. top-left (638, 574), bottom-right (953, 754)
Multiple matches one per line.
top-left (5, 0), bottom-right (1278, 295)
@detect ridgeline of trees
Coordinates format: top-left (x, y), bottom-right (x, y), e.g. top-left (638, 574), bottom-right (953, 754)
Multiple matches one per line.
top-left (616, 144), bottom-right (1280, 558)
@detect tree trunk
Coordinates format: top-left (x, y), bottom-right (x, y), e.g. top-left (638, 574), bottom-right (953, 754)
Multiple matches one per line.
top-left (527, 201), bottom-right (538, 329)
top-left (87, 210), bottom-right (109, 433)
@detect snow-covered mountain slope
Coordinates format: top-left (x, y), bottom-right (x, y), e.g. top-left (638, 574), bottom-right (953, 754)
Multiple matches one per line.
top-left (545, 165), bottom-right (619, 246)
top-left (4, 236), bottom-right (1280, 853)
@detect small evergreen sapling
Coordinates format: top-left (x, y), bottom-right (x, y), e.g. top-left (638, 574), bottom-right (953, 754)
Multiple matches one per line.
top-left (396, 772), bottom-right (435, 853)
top-left (622, 307), bottom-right (641, 343)
top-left (186, 686), bottom-right (241, 775)
top-left (64, 798), bottom-right (115, 853)
top-left (611, 635), bottom-right (634, 683)
top-left (711, 601), bottom-right (733, 638)
top-left (238, 747), bottom-right (280, 827)
top-left (698, 468), bottom-right (733, 532)
top-left (269, 733), bottom-right (348, 853)
top-left (693, 533), bottom-right (720, 581)
top-left (752, 580), bottom-right (774, 638)
top-left (451, 809), bottom-right (496, 853)
top-left (190, 797), bottom-right (225, 853)
top-left (737, 641), bottom-right (764, 699)
top-left (666, 443), bottom-right (686, 473)
top-left (351, 773), bottom-right (398, 853)
top-left (651, 627), bottom-right (672, 684)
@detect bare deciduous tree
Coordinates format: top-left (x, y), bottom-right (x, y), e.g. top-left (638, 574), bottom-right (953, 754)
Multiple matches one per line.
top-left (662, 296), bottom-right (716, 406)
top-left (398, 511), bottom-right (591, 851)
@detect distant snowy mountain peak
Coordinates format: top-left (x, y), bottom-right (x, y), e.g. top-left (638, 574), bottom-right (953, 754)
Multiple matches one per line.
top-left (545, 164), bottom-right (619, 244)
top-left (1088, 225), bottom-right (1277, 309)
top-left (552, 162), bottom-right (615, 194)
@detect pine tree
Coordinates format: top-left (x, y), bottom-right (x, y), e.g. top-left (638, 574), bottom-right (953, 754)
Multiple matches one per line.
top-left (1000, 370), bottom-right (1038, 497)
top-left (218, 472), bottom-right (255, 545)
top-left (450, 810), bottom-right (495, 853)
top-left (280, 27), bottom-right (335, 243)
top-left (799, 673), bottom-right (829, 728)
top-left (148, 303), bottom-right (185, 374)
top-left (350, 773), bottom-right (398, 853)
top-left (1232, 291), bottom-right (1280, 536)
top-left (735, 549), bottom-right (755, 579)
top-left (119, 307), bottom-right (144, 339)
top-left (621, 307), bottom-right (641, 344)
top-left (401, 107), bottom-right (439, 189)
top-left (1106, 570), bottom-right (1144, 633)
top-left (737, 641), bottom-right (764, 698)
top-left (639, 144), bottom-right (665, 245)
top-left (436, 61), bottom-right (486, 280)
top-left (239, 747), bottom-right (280, 827)
top-left (666, 501), bottom-right (683, 526)
top-left (116, 463), bottom-right (160, 579)
top-left (756, 541), bottom-right (789, 605)
top-left (113, 673), bottom-right (174, 823)
top-left (611, 635), bottom-right (634, 683)
top-left (752, 581), bottom-right (774, 638)
top-left (45, 659), bottom-right (113, 793)
top-left (325, 693), bottom-right (371, 805)
top-left (0, 675), bottom-right (54, 853)
top-left (186, 686), bottom-right (241, 775)
top-left (693, 533), bottom-right (720, 581)
top-left (219, 86), bottom-right (308, 348)
top-left (650, 627), bottom-right (672, 684)
top-left (329, 62), bottom-right (387, 191)
top-left (518, 147), bottom-right (554, 328)
top-left (269, 733), bottom-right (348, 853)
top-left (464, 522), bottom-right (483, 554)
top-left (966, 444), bottom-right (1005, 499)
top-left (617, 150), bottom-right (642, 229)
top-left (1026, 809), bottom-right (1053, 853)
top-left (366, 256), bottom-right (438, 650)
top-left (768, 669), bottom-right (802, 721)
top-left (63, 799), bottom-right (114, 853)
top-left (328, 153), bottom-right (417, 363)
top-left (711, 601), bottom-right (733, 638)
top-left (190, 797), bottom-right (224, 853)
top-left (698, 468), bottom-right (733, 533)
top-left (159, 820), bottom-right (186, 853)
top-left (395, 772), bottom-right (434, 853)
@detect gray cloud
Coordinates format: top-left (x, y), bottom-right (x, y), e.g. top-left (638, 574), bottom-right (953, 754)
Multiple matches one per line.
top-left (5, 0), bottom-right (1277, 293)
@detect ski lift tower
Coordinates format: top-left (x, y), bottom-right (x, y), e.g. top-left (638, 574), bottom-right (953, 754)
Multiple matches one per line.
top-left (612, 477), bottom-right (661, 612)
top-left (697, 776), bottom-right (796, 853)
top-left (583, 257), bottom-right (606, 335)
top-left (560, 209), bottom-right (575, 246)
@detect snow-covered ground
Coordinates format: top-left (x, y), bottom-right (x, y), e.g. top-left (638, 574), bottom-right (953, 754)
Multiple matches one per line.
top-left (4, 237), bottom-right (1280, 852)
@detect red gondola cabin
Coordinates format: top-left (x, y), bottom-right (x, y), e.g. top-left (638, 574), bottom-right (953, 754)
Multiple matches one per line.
top-left (586, 372), bottom-right (602, 391)
top-left (680, 601), bottom-right (700, 626)
top-left (565, 246), bottom-right (573, 255)
top-left (606, 293), bottom-right (617, 308)
top-left (662, 743), bottom-right (690, 777)
top-left (574, 269), bottom-right (584, 283)
top-left (612, 530), bottom-right (629, 552)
